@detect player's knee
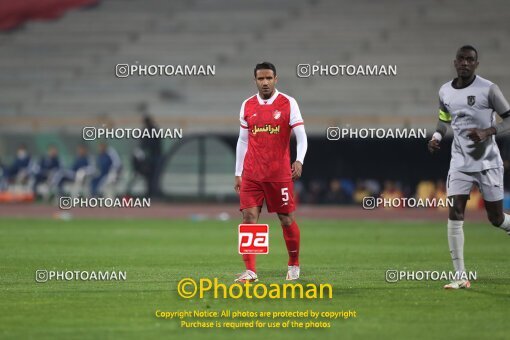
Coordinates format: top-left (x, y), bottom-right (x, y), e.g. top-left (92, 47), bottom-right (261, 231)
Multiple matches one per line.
top-left (487, 213), bottom-right (504, 227)
top-left (448, 209), bottom-right (464, 221)
top-left (278, 214), bottom-right (294, 227)
top-left (242, 211), bottom-right (258, 224)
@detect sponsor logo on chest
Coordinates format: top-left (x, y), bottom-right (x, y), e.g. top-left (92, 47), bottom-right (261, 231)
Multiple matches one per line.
top-left (251, 124), bottom-right (281, 135)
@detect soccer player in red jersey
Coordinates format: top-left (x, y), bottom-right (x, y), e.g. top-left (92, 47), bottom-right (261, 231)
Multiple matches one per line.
top-left (234, 62), bottom-right (308, 282)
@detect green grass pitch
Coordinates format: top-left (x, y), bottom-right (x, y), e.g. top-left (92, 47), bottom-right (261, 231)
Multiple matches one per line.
top-left (0, 217), bottom-right (508, 339)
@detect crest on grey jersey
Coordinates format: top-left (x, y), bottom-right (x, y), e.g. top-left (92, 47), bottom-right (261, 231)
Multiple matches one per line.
top-left (467, 95), bottom-right (476, 106)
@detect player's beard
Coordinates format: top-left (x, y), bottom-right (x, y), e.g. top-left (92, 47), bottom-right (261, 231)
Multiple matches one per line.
top-left (260, 87), bottom-right (273, 99)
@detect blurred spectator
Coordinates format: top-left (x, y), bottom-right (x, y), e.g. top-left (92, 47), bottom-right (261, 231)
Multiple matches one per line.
top-left (293, 180), bottom-right (304, 205)
top-left (91, 143), bottom-right (121, 197)
top-left (381, 180), bottom-right (403, 198)
top-left (0, 144), bottom-right (31, 191)
top-left (434, 179), bottom-right (448, 210)
top-left (380, 180), bottom-right (404, 208)
top-left (31, 145), bottom-right (60, 197)
top-left (340, 179), bottom-right (355, 198)
top-left (324, 178), bottom-right (352, 204)
top-left (434, 180), bottom-right (447, 200)
top-left (130, 114), bottom-right (162, 197)
top-left (364, 179), bottom-right (381, 197)
top-left (305, 179), bottom-right (326, 204)
top-left (353, 180), bottom-right (370, 204)
top-left (466, 186), bottom-right (483, 210)
top-left (416, 180), bottom-right (435, 200)
top-left (51, 144), bottom-right (94, 196)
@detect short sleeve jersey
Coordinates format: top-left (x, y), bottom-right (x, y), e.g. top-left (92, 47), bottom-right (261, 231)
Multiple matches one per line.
top-left (438, 75), bottom-right (510, 171)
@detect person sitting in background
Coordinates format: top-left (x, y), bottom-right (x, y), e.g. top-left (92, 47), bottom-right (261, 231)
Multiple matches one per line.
top-left (465, 186), bottom-right (483, 210)
top-left (305, 179), bottom-right (326, 204)
top-left (31, 145), bottom-right (60, 197)
top-left (416, 180), bottom-right (436, 202)
top-left (325, 178), bottom-right (352, 204)
top-left (293, 180), bottom-right (305, 206)
top-left (353, 180), bottom-right (371, 204)
top-left (380, 180), bottom-right (404, 208)
top-left (364, 179), bottom-right (381, 197)
top-left (434, 180), bottom-right (447, 200)
top-left (91, 143), bottom-right (121, 197)
top-left (340, 179), bottom-right (355, 200)
top-left (434, 180), bottom-right (448, 210)
top-left (0, 144), bottom-right (31, 191)
top-left (51, 144), bottom-right (94, 196)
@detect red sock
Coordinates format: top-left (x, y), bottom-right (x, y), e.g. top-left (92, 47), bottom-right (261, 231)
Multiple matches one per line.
top-left (242, 254), bottom-right (256, 272)
top-left (241, 218), bottom-right (257, 272)
top-left (282, 220), bottom-right (300, 266)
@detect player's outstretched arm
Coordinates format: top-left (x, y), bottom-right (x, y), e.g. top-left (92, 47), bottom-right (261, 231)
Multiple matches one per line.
top-left (234, 127), bottom-right (249, 193)
top-left (292, 125), bottom-right (307, 180)
top-left (428, 120), bottom-right (449, 154)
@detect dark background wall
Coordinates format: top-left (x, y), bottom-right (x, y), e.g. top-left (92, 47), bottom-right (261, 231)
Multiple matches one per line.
top-left (224, 135), bottom-right (452, 188)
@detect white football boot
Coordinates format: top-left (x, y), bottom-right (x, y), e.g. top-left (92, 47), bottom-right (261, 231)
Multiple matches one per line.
top-left (444, 280), bottom-right (471, 289)
top-left (234, 270), bottom-right (258, 283)
top-left (286, 265), bottom-right (300, 281)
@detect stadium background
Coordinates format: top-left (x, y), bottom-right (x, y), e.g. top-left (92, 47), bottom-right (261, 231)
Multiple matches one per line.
top-left (1, 1), bottom-right (510, 339)
top-left (1, 0), bottom-right (510, 206)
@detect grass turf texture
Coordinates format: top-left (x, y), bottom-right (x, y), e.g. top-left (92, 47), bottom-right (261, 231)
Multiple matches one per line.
top-left (0, 218), bottom-right (508, 340)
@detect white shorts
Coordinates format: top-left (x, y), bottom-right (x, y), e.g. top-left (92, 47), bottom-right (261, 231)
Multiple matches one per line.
top-left (446, 167), bottom-right (504, 202)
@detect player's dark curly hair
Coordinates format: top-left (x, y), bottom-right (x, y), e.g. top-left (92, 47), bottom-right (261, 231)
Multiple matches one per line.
top-left (254, 62), bottom-right (276, 77)
top-left (457, 45), bottom-right (478, 60)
